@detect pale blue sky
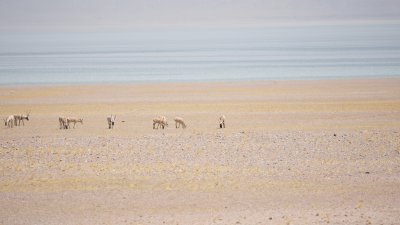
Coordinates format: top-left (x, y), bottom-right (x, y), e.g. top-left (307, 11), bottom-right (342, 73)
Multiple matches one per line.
top-left (0, 0), bottom-right (399, 31)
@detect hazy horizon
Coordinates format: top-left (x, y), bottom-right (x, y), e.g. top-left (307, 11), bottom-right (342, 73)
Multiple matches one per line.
top-left (1, 0), bottom-right (399, 85)
top-left (1, 0), bottom-right (400, 32)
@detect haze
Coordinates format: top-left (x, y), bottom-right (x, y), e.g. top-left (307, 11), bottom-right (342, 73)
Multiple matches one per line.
top-left (1, 0), bottom-right (400, 31)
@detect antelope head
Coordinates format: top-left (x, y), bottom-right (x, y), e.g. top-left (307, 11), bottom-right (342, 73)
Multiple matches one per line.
top-left (24, 110), bottom-right (30, 120)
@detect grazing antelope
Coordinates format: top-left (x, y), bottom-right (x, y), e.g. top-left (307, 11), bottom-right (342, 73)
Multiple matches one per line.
top-left (174, 117), bottom-right (186, 129)
top-left (219, 115), bottom-right (226, 128)
top-left (107, 115), bottom-right (116, 129)
top-left (4, 115), bottom-right (15, 128)
top-left (18, 111), bottom-right (30, 126)
top-left (153, 116), bottom-right (168, 129)
top-left (153, 117), bottom-right (159, 129)
top-left (58, 117), bottom-right (68, 129)
top-left (160, 116), bottom-right (168, 129)
top-left (67, 117), bottom-right (83, 129)
top-left (153, 116), bottom-right (162, 129)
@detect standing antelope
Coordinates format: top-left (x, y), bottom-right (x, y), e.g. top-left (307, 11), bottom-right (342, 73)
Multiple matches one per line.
top-left (4, 115), bottom-right (15, 128)
top-left (219, 115), bottom-right (226, 128)
top-left (153, 116), bottom-right (168, 129)
top-left (67, 117), bottom-right (83, 129)
top-left (13, 115), bottom-right (22, 126)
top-left (59, 117), bottom-right (68, 129)
top-left (18, 111), bottom-right (30, 126)
top-left (107, 115), bottom-right (116, 129)
top-left (174, 117), bottom-right (186, 129)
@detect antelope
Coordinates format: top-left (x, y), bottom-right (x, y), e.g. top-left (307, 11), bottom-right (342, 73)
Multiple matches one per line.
top-left (58, 117), bottom-right (68, 129)
top-left (18, 111), bottom-right (30, 126)
top-left (67, 117), bottom-right (83, 129)
top-left (219, 115), bottom-right (226, 128)
top-left (174, 117), bottom-right (186, 129)
top-left (107, 115), bottom-right (116, 129)
top-left (160, 116), bottom-right (168, 129)
top-left (153, 116), bottom-right (168, 129)
top-left (4, 115), bottom-right (15, 128)
top-left (13, 115), bottom-right (22, 126)
top-left (153, 116), bottom-right (162, 129)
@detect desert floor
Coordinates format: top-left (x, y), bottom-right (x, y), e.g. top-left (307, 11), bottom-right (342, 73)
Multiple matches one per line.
top-left (1, 78), bottom-right (400, 225)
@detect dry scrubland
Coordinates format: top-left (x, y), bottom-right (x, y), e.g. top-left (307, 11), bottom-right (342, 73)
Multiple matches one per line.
top-left (1, 79), bottom-right (400, 224)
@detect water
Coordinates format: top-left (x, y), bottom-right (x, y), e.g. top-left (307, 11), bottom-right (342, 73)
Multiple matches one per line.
top-left (1, 24), bottom-right (400, 85)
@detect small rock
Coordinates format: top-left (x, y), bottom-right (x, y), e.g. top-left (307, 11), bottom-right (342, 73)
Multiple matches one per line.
top-left (365, 172), bottom-right (370, 174)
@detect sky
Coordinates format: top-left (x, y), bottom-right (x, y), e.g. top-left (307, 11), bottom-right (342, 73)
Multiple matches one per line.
top-left (0, 0), bottom-right (400, 31)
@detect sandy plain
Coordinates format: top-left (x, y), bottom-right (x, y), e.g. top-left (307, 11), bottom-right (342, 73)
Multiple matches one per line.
top-left (0, 78), bottom-right (400, 225)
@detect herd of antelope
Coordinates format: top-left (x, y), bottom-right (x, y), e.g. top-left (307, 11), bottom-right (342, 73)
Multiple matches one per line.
top-left (58, 117), bottom-right (84, 129)
top-left (4, 112), bottom-right (226, 130)
top-left (3, 111), bottom-right (30, 128)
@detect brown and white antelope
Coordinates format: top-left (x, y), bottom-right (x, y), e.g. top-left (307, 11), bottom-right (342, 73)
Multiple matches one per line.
top-left (58, 117), bottom-right (68, 129)
top-left (13, 111), bottom-right (30, 126)
top-left (13, 115), bottom-right (22, 126)
top-left (4, 115), bottom-right (15, 128)
top-left (19, 111), bottom-right (30, 126)
top-left (153, 116), bottom-right (168, 129)
top-left (219, 115), bottom-right (226, 128)
top-left (107, 115), bottom-right (116, 129)
top-left (67, 117), bottom-right (83, 129)
top-left (174, 117), bottom-right (186, 129)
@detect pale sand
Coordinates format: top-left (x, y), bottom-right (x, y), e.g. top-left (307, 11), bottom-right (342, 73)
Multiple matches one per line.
top-left (0, 78), bottom-right (399, 224)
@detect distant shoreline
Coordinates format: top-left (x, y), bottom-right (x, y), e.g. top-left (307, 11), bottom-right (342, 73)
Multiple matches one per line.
top-left (1, 75), bottom-right (399, 88)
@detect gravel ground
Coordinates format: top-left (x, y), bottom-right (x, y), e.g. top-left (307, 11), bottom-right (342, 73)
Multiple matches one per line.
top-left (1, 79), bottom-right (400, 224)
